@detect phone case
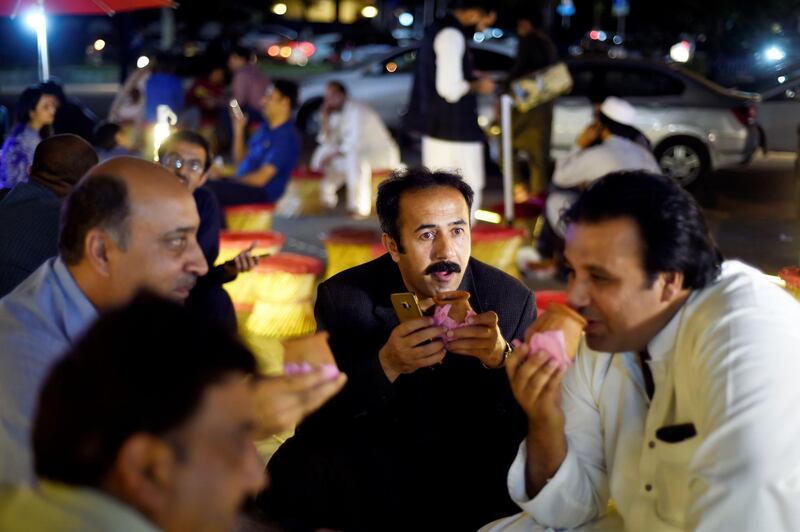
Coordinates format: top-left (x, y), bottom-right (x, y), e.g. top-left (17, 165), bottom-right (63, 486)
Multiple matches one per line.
top-left (391, 292), bottom-right (423, 323)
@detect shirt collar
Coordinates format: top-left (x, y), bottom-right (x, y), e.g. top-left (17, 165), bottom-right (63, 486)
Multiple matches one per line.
top-left (52, 257), bottom-right (98, 342)
top-left (646, 292), bottom-right (697, 364)
top-left (37, 480), bottom-right (160, 532)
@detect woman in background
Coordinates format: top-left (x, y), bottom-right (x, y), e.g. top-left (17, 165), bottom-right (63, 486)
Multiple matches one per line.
top-left (0, 86), bottom-right (58, 189)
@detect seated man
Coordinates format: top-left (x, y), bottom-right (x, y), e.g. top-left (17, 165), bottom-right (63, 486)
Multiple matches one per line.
top-left (262, 168), bottom-right (537, 531)
top-left (490, 171), bottom-right (800, 531)
top-left (0, 294), bottom-right (345, 531)
top-left (545, 96), bottom-right (660, 241)
top-left (311, 81), bottom-right (401, 218)
top-left (207, 79), bottom-right (301, 208)
top-left (159, 131), bottom-right (259, 332)
top-left (0, 157), bottom-right (209, 486)
top-left (0, 134), bottom-right (98, 298)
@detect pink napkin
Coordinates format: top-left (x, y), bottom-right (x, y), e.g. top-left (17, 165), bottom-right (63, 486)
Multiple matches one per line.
top-left (432, 304), bottom-right (477, 344)
top-left (515, 330), bottom-right (572, 370)
top-left (284, 363), bottom-right (340, 380)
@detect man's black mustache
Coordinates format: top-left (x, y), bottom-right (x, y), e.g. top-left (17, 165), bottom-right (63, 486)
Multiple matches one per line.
top-left (425, 261), bottom-right (461, 275)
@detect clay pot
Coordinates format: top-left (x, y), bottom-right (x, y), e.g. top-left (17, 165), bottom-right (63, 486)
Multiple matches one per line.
top-left (282, 331), bottom-right (336, 367)
top-left (529, 302), bottom-right (587, 359)
top-left (433, 290), bottom-right (473, 323)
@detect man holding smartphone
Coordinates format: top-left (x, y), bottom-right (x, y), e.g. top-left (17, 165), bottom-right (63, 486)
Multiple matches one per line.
top-left (260, 168), bottom-right (536, 531)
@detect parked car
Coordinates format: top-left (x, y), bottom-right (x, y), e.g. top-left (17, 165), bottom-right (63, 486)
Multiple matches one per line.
top-left (739, 73), bottom-right (800, 152)
top-left (297, 50), bottom-right (760, 186)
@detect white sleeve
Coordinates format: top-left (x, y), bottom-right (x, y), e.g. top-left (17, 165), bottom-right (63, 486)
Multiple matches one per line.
top-left (686, 285), bottom-right (800, 531)
top-left (551, 145), bottom-right (618, 188)
top-left (507, 349), bottom-right (611, 528)
top-left (337, 102), bottom-right (363, 155)
top-left (433, 28), bottom-right (471, 103)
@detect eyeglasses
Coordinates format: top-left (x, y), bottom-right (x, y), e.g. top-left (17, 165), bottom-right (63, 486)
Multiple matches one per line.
top-left (161, 154), bottom-right (205, 174)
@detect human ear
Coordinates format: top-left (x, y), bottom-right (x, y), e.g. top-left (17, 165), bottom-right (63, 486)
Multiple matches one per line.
top-left (112, 434), bottom-right (176, 518)
top-left (659, 271), bottom-right (685, 302)
top-left (382, 234), bottom-right (401, 262)
top-left (85, 229), bottom-right (113, 277)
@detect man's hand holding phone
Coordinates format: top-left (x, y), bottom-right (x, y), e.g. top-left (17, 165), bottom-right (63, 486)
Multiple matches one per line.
top-left (378, 317), bottom-right (445, 383)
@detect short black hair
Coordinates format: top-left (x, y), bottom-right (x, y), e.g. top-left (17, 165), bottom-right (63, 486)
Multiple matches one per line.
top-left (33, 293), bottom-right (257, 487)
top-left (230, 45), bottom-right (253, 60)
top-left (518, 6), bottom-right (543, 26)
top-left (326, 80), bottom-right (347, 97)
top-left (376, 167), bottom-right (474, 253)
top-left (93, 121), bottom-right (121, 151)
top-left (59, 174), bottom-right (131, 265)
top-left (272, 79), bottom-right (299, 110)
top-left (38, 79), bottom-right (66, 105)
top-left (158, 130), bottom-right (212, 171)
top-left (563, 171), bottom-right (722, 289)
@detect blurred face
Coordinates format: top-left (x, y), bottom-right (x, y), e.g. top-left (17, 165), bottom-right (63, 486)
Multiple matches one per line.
top-left (517, 19), bottom-right (534, 37)
top-left (29, 94), bottom-right (58, 127)
top-left (385, 187), bottom-right (471, 299)
top-left (105, 187), bottom-right (208, 303)
top-left (227, 54), bottom-right (246, 72)
top-left (209, 67), bottom-right (226, 85)
top-left (159, 375), bottom-right (267, 532)
top-left (564, 218), bottom-right (672, 353)
top-left (161, 141), bottom-right (209, 192)
top-left (324, 85), bottom-right (346, 112)
top-left (261, 86), bottom-right (287, 122)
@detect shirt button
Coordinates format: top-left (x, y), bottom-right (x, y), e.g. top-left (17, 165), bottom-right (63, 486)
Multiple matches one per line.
top-left (648, 441), bottom-right (656, 449)
top-left (645, 484), bottom-right (653, 492)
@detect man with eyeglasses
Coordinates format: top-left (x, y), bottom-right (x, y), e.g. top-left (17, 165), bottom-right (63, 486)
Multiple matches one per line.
top-left (207, 79), bottom-right (301, 208)
top-left (159, 131), bottom-right (259, 331)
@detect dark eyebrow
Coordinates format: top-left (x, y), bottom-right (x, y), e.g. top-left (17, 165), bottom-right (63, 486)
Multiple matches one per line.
top-left (587, 265), bottom-right (617, 277)
top-left (413, 219), bottom-right (467, 232)
top-left (165, 226), bottom-right (196, 237)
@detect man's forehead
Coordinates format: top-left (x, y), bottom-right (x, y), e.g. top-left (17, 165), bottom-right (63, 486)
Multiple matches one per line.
top-left (398, 187), bottom-right (469, 226)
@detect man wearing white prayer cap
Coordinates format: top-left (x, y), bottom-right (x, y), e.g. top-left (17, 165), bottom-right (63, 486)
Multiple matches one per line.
top-left (543, 96), bottom-right (662, 240)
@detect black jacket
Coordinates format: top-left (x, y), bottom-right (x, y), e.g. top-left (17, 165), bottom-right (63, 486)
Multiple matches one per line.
top-left (261, 253), bottom-right (536, 531)
top-left (406, 14), bottom-right (484, 142)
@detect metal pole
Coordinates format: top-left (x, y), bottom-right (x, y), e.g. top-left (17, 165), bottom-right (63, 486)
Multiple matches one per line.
top-left (35, 3), bottom-right (49, 81)
top-left (501, 94), bottom-right (514, 225)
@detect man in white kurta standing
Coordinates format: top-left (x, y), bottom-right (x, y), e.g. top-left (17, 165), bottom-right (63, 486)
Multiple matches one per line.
top-left (483, 171), bottom-right (800, 531)
top-left (311, 81), bottom-right (400, 218)
top-left (407, 0), bottom-right (497, 214)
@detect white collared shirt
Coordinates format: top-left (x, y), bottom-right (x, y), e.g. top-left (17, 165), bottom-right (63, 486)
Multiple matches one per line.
top-left (483, 261), bottom-right (800, 531)
top-left (552, 135), bottom-right (662, 189)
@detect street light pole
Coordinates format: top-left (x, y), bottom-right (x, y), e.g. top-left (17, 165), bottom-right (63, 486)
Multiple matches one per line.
top-left (34, 1), bottom-right (50, 81)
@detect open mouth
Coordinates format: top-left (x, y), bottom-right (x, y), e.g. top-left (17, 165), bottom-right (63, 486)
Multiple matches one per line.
top-left (432, 271), bottom-right (455, 282)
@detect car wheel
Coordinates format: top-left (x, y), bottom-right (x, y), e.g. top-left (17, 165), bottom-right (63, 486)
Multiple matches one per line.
top-left (655, 137), bottom-right (710, 188)
top-left (297, 98), bottom-right (323, 137)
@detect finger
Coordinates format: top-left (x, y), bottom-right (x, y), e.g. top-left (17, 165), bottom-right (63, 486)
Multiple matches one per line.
top-left (403, 325), bottom-right (444, 347)
top-left (408, 339), bottom-right (445, 358)
top-left (395, 316), bottom-right (436, 336)
top-left (300, 374), bottom-right (348, 417)
top-left (446, 325), bottom-right (493, 340)
top-left (511, 350), bottom-right (553, 391)
top-left (246, 241), bottom-right (258, 252)
top-left (445, 338), bottom-right (494, 353)
top-left (521, 359), bottom-right (560, 404)
top-left (505, 344), bottom-right (529, 380)
top-left (413, 348), bottom-right (446, 368)
top-left (466, 311), bottom-right (498, 327)
top-left (271, 369), bottom-right (333, 391)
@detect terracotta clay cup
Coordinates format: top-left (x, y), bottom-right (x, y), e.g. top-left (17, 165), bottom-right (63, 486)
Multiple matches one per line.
top-left (433, 290), bottom-right (474, 324)
top-left (528, 302), bottom-right (588, 359)
top-left (282, 331), bottom-right (336, 368)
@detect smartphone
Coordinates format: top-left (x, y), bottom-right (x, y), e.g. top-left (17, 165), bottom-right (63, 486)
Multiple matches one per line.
top-left (391, 292), bottom-right (423, 323)
top-left (229, 98), bottom-right (244, 120)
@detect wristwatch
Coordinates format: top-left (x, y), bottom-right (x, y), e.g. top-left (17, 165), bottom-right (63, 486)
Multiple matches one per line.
top-left (483, 338), bottom-right (513, 369)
